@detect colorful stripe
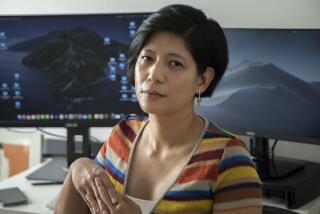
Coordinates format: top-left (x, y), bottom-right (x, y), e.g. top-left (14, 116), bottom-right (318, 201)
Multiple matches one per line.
top-left (156, 199), bottom-right (213, 213)
top-left (188, 149), bottom-right (224, 165)
top-left (104, 157), bottom-right (125, 184)
top-left (165, 190), bottom-right (214, 199)
top-left (118, 119), bottom-right (136, 142)
top-left (220, 155), bottom-right (255, 171)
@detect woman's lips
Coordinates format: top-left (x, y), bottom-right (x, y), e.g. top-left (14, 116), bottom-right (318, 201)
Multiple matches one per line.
top-left (141, 90), bottom-right (165, 98)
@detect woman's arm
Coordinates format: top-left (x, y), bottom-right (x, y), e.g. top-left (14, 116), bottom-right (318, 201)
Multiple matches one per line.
top-left (54, 157), bottom-right (120, 214)
top-left (212, 139), bottom-right (263, 214)
top-left (54, 167), bottom-right (89, 214)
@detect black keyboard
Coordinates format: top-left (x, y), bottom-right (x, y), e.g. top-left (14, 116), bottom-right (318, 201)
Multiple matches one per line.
top-left (263, 205), bottom-right (299, 214)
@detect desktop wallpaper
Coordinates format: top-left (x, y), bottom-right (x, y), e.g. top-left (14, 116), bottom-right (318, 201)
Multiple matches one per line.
top-left (201, 29), bottom-right (320, 141)
top-left (0, 14), bottom-right (147, 123)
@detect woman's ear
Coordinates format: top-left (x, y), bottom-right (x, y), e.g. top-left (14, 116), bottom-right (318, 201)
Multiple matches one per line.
top-left (198, 67), bottom-right (215, 93)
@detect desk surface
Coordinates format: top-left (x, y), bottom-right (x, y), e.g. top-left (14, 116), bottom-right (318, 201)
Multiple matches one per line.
top-left (1, 159), bottom-right (320, 214)
top-left (0, 159), bottom-right (60, 214)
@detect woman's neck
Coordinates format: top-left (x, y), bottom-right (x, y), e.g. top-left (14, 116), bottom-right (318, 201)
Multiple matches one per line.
top-left (145, 109), bottom-right (204, 154)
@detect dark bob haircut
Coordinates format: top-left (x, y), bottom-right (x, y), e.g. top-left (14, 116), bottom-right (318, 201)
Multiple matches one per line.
top-left (127, 4), bottom-right (229, 97)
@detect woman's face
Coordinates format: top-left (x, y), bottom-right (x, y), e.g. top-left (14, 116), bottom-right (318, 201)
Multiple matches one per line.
top-left (134, 31), bottom-right (200, 115)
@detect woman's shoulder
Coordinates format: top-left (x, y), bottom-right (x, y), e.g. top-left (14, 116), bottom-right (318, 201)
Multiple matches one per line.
top-left (203, 120), bottom-right (241, 142)
top-left (200, 119), bottom-right (249, 156)
top-left (112, 113), bottom-right (147, 139)
top-left (117, 113), bottom-right (146, 128)
top-left (120, 113), bottom-right (146, 122)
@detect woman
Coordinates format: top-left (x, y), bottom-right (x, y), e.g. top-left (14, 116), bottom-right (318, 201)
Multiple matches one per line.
top-left (55, 4), bottom-right (262, 214)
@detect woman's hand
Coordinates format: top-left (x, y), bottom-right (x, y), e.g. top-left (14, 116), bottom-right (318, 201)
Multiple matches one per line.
top-left (88, 177), bottom-right (142, 214)
top-left (70, 157), bottom-right (119, 214)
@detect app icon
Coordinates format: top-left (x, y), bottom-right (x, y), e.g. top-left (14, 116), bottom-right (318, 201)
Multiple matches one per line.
top-left (119, 53), bottom-right (126, 59)
top-left (122, 93), bottom-right (128, 99)
top-left (110, 66), bottom-right (116, 72)
top-left (121, 85), bottom-right (128, 91)
top-left (0, 32), bottom-right (6, 40)
top-left (15, 101), bottom-right (21, 109)
top-left (129, 21), bottom-right (136, 29)
top-left (119, 62), bottom-right (126, 70)
top-left (14, 73), bottom-right (20, 80)
top-left (13, 82), bottom-right (20, 89)
top-left (59, 114), bottom-right (64, 120)
top-left (121, 76), bottom-right (128, 82)
top-left (129, 30), bottom-right (136, 37)
top-left (110, 74), bottom-right (116, 81)
top-left (104, 37), bottom-right (111, 45)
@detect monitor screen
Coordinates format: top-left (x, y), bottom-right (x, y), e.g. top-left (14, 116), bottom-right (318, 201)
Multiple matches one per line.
top-left (201, 28), bottom-right (320, 144)
top-left (0, 13), bottom-right (148, 127)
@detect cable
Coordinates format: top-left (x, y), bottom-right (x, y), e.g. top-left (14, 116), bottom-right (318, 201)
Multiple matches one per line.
top-left (6, 127), bottom-right (102, 143)
top-left (36, 128), bottom-right (66, 140)
top-left (37, 128), bottom-right (102, 143)
top-left (6, 128), bottom-right (38, 134)
top-left (271, 139), bottom-right (278, 160)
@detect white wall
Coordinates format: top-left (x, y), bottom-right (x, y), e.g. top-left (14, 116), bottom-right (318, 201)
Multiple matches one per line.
top-left (1, 0), bottom-right (320, 28)
top-left (0, 0), bottom-right (320, 164)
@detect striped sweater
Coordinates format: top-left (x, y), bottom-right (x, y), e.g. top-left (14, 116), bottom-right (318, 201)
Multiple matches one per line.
top-left (95, 114), bottom-right (262, 213)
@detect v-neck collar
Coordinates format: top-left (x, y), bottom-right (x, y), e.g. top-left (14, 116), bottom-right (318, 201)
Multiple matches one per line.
top-left (123, 115), bottom-right (209, 210)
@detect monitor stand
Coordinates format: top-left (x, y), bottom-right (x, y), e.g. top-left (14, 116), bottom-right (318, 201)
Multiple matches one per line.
top-left (26, 125), bottom-right (93, 182)
top-left (250, 137), bottom-right (305, 179)
top-left (66, 125), bottom-right (91, 166)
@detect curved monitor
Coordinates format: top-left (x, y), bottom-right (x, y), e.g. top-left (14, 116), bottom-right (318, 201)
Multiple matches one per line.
top-left (0, 13), bottom-right (148, 128)
top-left (201, 28), bottom-right (320, 145)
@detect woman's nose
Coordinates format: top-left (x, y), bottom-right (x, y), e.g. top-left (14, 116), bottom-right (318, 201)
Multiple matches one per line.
top-left (147, 61), bottom-right (165, 84)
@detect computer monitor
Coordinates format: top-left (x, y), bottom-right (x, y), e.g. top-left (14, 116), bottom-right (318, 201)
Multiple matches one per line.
top-left (201, 28), bottom-right (320, 178)
top-left (0, 13), bottom-right (148, 165)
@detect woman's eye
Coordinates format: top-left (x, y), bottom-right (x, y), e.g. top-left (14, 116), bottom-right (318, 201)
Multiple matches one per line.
top-left (169, 60), bottom-right (183, 68)
top-left (141, 56), bottom-right (153, 62)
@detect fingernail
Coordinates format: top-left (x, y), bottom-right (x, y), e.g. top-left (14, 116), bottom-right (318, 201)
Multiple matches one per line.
top-left (111, 196), bottom-right (118, 204)
top-left (108, 189), bottom-right (118, 204)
